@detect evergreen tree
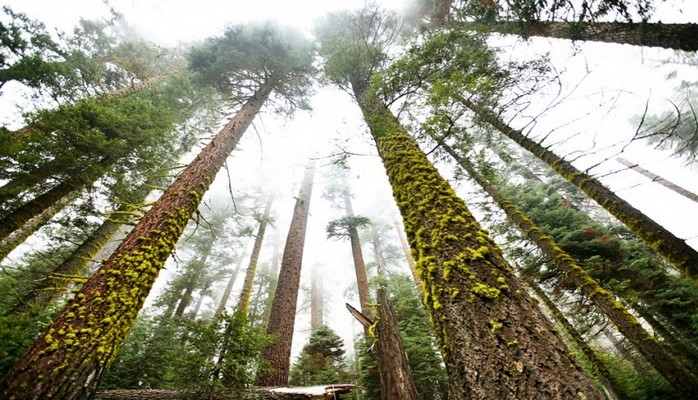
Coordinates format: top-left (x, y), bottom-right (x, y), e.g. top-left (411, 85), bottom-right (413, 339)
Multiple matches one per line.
top-left (289, 325), bottom-right (348, 386)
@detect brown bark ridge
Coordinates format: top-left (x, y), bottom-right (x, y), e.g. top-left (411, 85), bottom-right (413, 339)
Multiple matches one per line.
top-left (442, 141), bottom-right (698, 397)
top-left (356, 90), bottom-right (604, 399)
top-left (343, 192), bottom-right (370, 315)
top-left (256, 160), bottom-right (316, 387)
top-left (0, 83), bottom-right (273, 400)
top-left (456, 95), bottom-right (698, 281)
top-left (236, 194), bottom-right (275, 313)
top-left (616, 157), bottom-right (698, 204)
top-left (473, 20), bottom-right (698, 51)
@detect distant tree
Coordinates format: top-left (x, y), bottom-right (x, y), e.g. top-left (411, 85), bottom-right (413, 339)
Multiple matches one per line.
top-left (0, 22), bottom-right (314, 398)
top-left (289, 325), bottom-right (348, 386)
top-left (256, 160), bottom-right (316, 387)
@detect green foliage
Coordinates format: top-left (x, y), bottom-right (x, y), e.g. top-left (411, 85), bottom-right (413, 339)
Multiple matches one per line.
top-left (326, 216), bottom-right (372, 239)
top-left (0, 310), bottom-right (52, 376)
top-left (289, 325), bottom-right (349, 386)
top-left (188, 22), bottom-right (315, 114)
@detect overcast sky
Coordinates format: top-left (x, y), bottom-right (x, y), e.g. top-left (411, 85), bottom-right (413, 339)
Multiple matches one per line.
top-left (3, 0), bottom-right (698, 362)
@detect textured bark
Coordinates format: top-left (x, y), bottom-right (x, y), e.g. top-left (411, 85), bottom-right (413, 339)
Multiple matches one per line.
top-left (256, 160), bottom-right (315, 387)
top-left (235, 194), bottom-right (274, 313)
top-left (524, 276), bottom-right (627, 400)
top-left (356, 90), bottom-right (603, 399)
top-left (375, 288), bottom-right (420, 400)
top-left (443, 141), bottom-right (698, 397)
top-left (457, 95), bottom-right (698, 280)
top-left (616, 157), bottom-right (698, 204)
top-left (0, 83), bottom-right (273, 399)
top-left (343, 193), bottom-right (370, 315)
top-left (477, 20), bottom-right (698, 51)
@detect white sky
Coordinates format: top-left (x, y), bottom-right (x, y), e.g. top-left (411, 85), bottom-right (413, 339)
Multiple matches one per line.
top-left (3, 0), bottom-right (698, 367)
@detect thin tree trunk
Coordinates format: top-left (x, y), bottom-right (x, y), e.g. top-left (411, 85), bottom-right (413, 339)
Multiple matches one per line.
top-left (214, 253), bottom-right (246, 319)
top-left (467, 20), bottom-right (698, 52)
top-left (455, 95), bottom-right (698, 280)
top-left (393, 216), bottom-right (420, 285)
top-left (173, 243), bottom-right (213, 319)
top-left (442, 141), bottom-right (698, 397)
top-left (0, 82), bottom-right (273, 399)
top-left (310, 265), bottom-right (321, 332)
top-left (356, 89), bottom-right (603, 399)
top-left (235, 194), bottom-right (274, 313)
top-left (604, 330), bottom-right (652, 378)
top-left (256, 160), bottom-right (315, 387)
top-left (0, 156), bottom-right (115, 262)
top-left (523, 275), bottom-right (627, 400)
top-left (343, 192), bottom-right (370, 315)
top-left (616, 157), bottom-right (698, 204)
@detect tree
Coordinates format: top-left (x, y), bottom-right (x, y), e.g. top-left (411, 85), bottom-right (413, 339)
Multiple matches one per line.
top-left (315, 7), bottom-right (604, 398)
top-left (289, 325), bottom-right (348, 386)
top-left (616, 157), bottom-right (698, 204)
top-left (438, 140), bottom-right (698, 397)
top-left (256, 160), bottom-right (316, 387)
top-left (378, 25), bottom-right (698, 281)
top-left (0, 22), bottom-right (314, 398)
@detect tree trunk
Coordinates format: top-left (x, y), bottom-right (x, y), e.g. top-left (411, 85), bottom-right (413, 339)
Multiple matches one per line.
top-left (343, 192), bottom-right (370, 315)
top-left (256, 160), bottom-right (316, 387)
top-left (374, 287), bottom-right (420, 400)
top-left (214, 253), bottom-right (246, 319)
top-left (442, 141), bottom-right (698, 397)
top-left (0, 82), bottom-right (273, 399)
top-left (356, 89), bottom-right (603, 399)
top-left (173, 242), bottom-right (214, 319)
top-left (523, 275), bottom-right (627, 400)
top-left (235, 194), bottom-right (274, 313)
top-left (616, 157), bottom-right (698, 204)
top-left (392, 216), bottom-right (420, 285)
top-left (0, 156), bottom-right (116, 262)
top-left (471, 20), bottom-right (698, 52)
top-left (456, 95), bottom-right (698, 280)
top-left (310, 265), bottom-right (322, 332)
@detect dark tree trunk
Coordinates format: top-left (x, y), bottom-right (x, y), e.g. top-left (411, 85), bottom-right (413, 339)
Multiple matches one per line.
top-left (442, 141), bottom-right (698, 397)
top-left (235, 194), bottom-right (274, 313)
top-left (256, 160), bottom-right (315, 387)
top-left (0, 83), bottom-right (273, 399)
top-left (475, 20), bottom-right (698, 52)
top-left (616, 157), bottom-right (698, 204)
top-left (355, 89), bottom-right (603, 399)
top-left (456, 95), bottom-right (698, 281)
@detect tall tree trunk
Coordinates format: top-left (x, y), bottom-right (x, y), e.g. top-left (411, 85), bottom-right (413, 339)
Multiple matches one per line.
top-left (465, 20), bottom-right (698, 51)
top-left (173, 243), bottom-right (213, 319)
top-left (455, 95), bottom-right (698, 280)
top-left (343, 192), bottom-right (370, 315)
top-left (10, 183), bottom-right (153, 314)
top-left (355, 89), bottom-right (603, 399)
top-left (235, 194), bottom-right (274, 313)
top-left (214, 253), bottom-right (246, 319)
top-left (616, 157), bottom-right (698, 204)
top-left (442, 141), bottom-right (698, 397)
top-left (0, 82), bottom-right (273, 399)
top-left (393, 216), bottom-right (420, 285)
top-left (523, 275), bottom-right (627, 400)
top-left (604, 330), bottom-right (652, 378)
top-left (0, 156), bottom-right (116, 262)
top-left (256, 160), bottom-right (315, 387)
top-left (310, 265), bottom-right (322, 332)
